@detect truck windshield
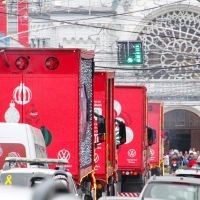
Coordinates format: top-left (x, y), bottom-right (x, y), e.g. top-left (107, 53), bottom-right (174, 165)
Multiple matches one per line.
top-left (142, 182), bottom-right (198, 200)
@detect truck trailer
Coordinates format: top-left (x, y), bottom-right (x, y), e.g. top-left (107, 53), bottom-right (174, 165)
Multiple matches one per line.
top-left (148, 102), bottom-right (164, 176)
top-left (114, 86), bottom-right (150, 194)
top-left (0, 48), bottom-right (95, 199)
top-left (94, 72), bottom-right (116, 199)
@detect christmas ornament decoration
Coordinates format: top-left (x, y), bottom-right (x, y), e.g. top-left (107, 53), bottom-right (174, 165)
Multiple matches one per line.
top-left (4, 100), bottom-right (20, 123)
top-left (13, 82), bottom-right (32, 105)
top-left (40, 126), bottom-right (52, 146)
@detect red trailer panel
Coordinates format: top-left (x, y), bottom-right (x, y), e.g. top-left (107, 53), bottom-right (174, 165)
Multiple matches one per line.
top-left (94, 72), bottom-right (117, 199)
top-left (114, 86), bottom-right (147, 171)
top-left (94, 72), bottom-right (116, 192)
top-left (148, 103), bottom-right (162, 165)
top-left (0, 48), bottom-right (94, 186)
top-left (148, 102), bottom-right (164, 175)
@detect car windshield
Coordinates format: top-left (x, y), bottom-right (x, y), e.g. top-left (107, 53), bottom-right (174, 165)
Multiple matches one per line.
top-left (142, 182), bottom-right (198, 200)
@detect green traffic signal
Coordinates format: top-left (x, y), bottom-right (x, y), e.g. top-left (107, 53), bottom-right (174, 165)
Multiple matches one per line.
top-left (127, 56), bottom-right (134, 64)
top-left (117, 41), bottom-right (143, 65)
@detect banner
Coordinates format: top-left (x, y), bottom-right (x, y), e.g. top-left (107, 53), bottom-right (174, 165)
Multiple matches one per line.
top-left (0, 0), bottom-right (7, 36)
top-left (18, 0), bottom-right (29, 47)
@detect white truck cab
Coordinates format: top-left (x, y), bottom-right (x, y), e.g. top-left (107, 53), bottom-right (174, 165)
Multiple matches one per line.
top-left (0, 122), bottom-right (47, 169)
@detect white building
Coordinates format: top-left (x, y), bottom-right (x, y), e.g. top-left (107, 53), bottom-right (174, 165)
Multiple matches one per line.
top-left (6, 0), bottom-right (200, 115)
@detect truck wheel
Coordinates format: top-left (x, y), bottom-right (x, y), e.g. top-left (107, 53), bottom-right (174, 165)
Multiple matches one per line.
top-left (96, 188), bottom-right (103, 199)
top-left (109, 182), bottom-right (115, 196)
top-left (107, 178), bottom-right (115, 196)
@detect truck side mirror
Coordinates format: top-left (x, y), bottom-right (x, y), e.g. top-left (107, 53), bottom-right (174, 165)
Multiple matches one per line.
top-left (147, 127), bottom-right (156, 146)
top-left (94, 112), bottom-right (106, 146)
top-left (115, 119), bottom-right (126, 148)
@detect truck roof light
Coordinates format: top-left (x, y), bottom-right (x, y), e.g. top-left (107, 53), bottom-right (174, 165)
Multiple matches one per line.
top-left (130, 171), bottom-right (134, 175)
top-left (45, 57), bottom-right (59, 70)
top-left (15, 56), bottom-right (29, 70)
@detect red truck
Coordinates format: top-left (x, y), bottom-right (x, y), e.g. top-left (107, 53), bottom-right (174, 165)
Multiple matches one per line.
top-left (0, 48), bottom-right (95, 199)
top-left (94, 72), bottom-right (126, 199)
top-left (148, 102), bottom-right (164, 176)
top-left (114, 86), bottom-right (151, 194)
top-left (94, 72), bottom-right (115, 198)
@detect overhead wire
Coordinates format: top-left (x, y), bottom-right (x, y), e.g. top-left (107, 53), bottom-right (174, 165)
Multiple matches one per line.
top-left (1, 0), bottom-right (199, 47)
top-left (3, 0), bottom-right (186, 21)
top-left (95, 63), bottom-right (200, 71)
top-left (2, 0), bottom-right (200, 77)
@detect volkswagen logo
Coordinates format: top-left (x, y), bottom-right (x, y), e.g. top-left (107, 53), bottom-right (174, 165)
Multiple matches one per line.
top-left (57, 149), bottom-right (71, 162)
top-left (128, 149), bottom-right (136, 158)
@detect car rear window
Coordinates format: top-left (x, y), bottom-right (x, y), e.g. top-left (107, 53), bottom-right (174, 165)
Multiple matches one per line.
top-left (142, 182), bottom-right (198, 200)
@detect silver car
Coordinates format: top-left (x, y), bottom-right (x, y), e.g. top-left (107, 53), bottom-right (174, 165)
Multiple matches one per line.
top-left (140, 176), bottom-right (200, 200)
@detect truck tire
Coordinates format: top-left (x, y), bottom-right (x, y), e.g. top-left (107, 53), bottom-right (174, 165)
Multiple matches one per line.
top-left (109, 182), bottom-right (115, 196)
top-left (107, 177), bottom-right (115, 196)
top-left (96, 188), bottom-right (103, 199)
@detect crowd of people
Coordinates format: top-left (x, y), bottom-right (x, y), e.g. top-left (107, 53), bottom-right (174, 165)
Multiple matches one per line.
top-left (164, 148), bottom-right (200, 173)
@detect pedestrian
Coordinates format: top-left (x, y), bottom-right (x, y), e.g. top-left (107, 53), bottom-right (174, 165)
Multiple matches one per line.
top-left (188, 153), bottom-right (198, 168)
top-left (183, 151), bottom-right (189, 166)
top-left (178, 151), bottom-right (184, 167)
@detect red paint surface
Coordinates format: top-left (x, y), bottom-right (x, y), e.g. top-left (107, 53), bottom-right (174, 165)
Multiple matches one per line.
top-left (148, 103), bottom-right (162, 165)
top-left (0, 1), bottom-right (7, 35)
top-left (94, 72), bottom-right (115, 181)
top-left (114, 86), bottom-right (147, 171)
top-left (0, 48), bottom-right (94, 182)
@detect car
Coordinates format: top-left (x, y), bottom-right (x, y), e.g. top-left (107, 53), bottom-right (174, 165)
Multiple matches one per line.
top-left (139, 176), bottom-right (200, 200)
top-left (0, 179), bottom-right (80, 200)
top-left (0, 157), bottom-right (78, 196)
top-left (0, 185), bottom-right (32, 200)
top-left (175, 168), bottom-right (200, 178)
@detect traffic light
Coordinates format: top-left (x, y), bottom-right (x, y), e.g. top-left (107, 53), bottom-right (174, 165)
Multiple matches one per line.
top-left (117, 41), bottom-right (143, 65)
top-left (127, 56), bottom-right (134, 64)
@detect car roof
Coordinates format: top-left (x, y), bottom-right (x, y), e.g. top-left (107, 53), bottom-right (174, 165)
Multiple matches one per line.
top-left (148, 175), bottom-right (200, 185)
top-left (176, 168), bottom-right (200, 175)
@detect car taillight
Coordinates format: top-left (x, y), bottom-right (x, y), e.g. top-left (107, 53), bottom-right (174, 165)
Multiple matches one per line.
top-left (45, 57), bottom-right (59, 70)
top-left (15, 56), bottom-right (29, 70)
